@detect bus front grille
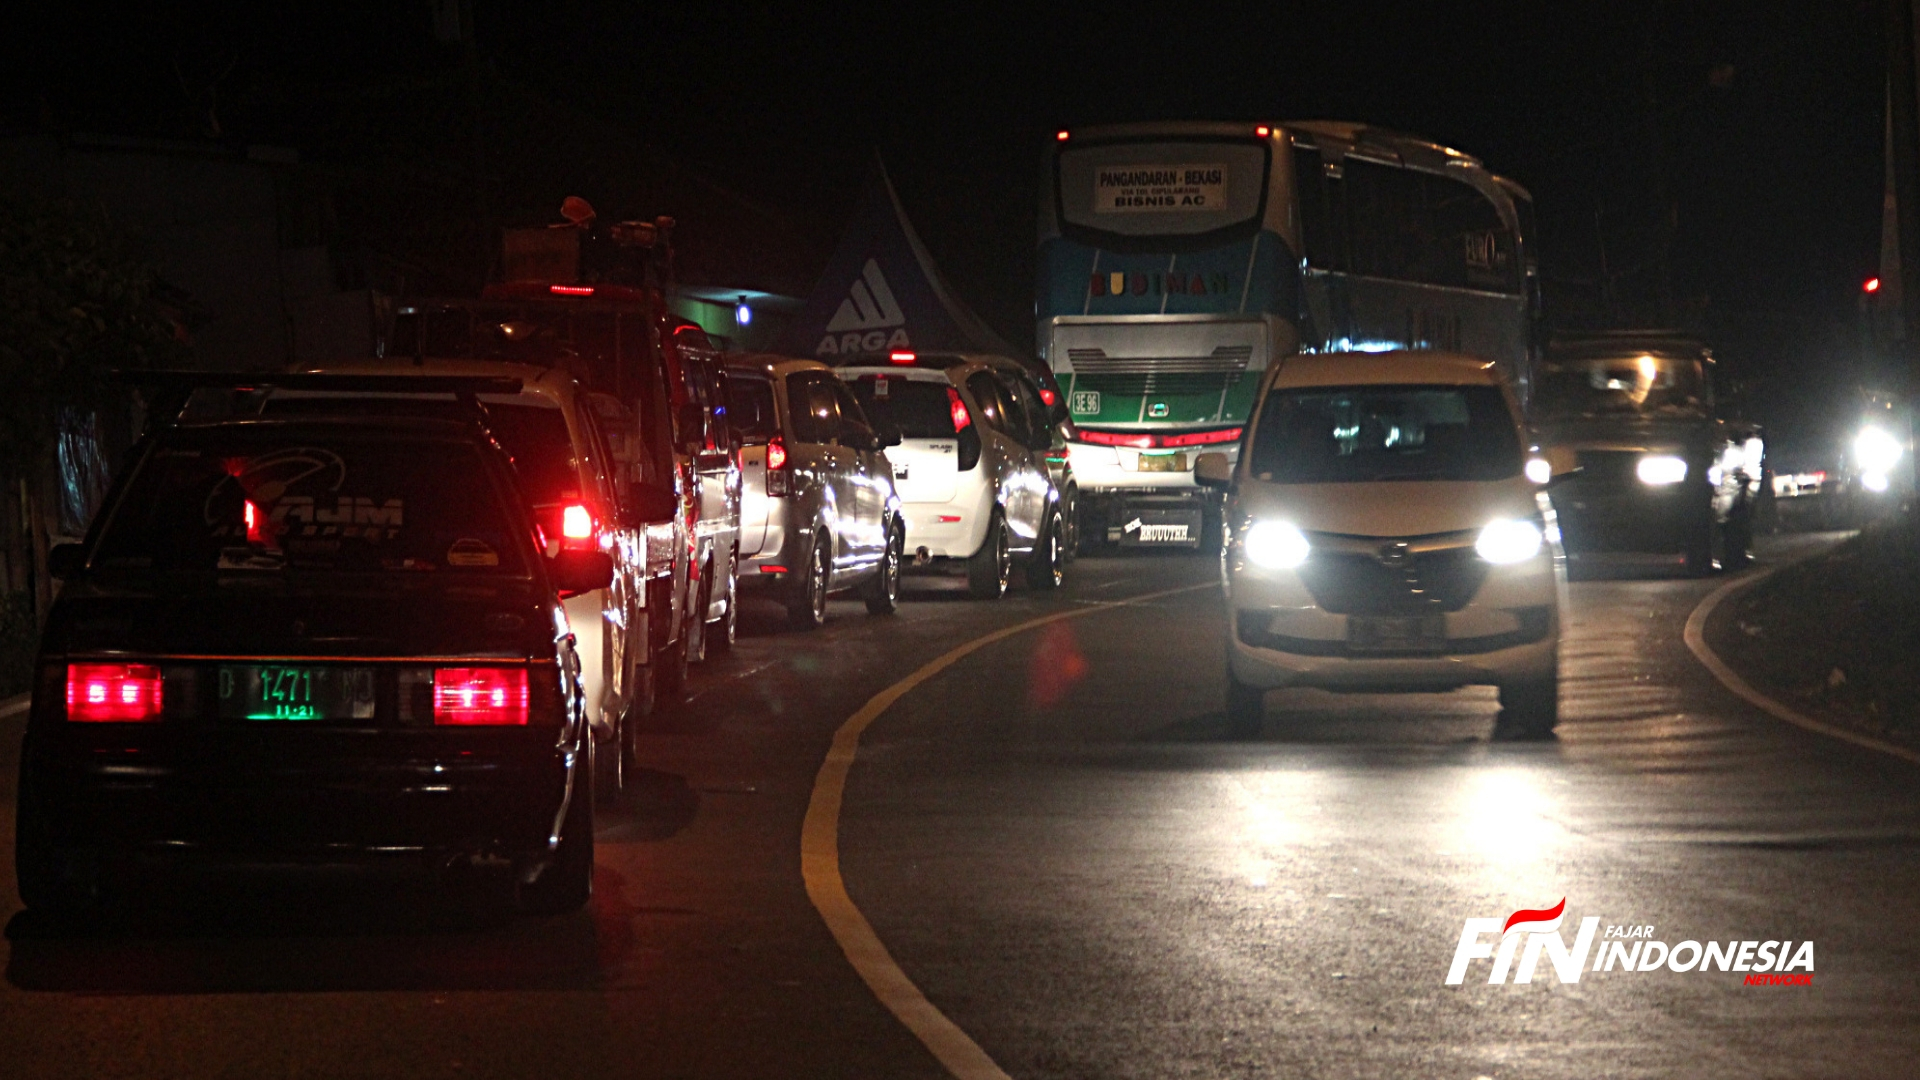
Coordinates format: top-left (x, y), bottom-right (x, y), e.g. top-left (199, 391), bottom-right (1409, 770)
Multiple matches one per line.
top-left (1065, 345), bottom-right (1253, 375)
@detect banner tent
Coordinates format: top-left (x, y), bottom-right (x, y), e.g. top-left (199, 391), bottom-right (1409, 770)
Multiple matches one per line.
top-left (776, 160), bottom-right (1023, 361)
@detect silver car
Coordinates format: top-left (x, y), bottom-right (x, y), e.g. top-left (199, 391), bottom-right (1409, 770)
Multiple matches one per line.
top-left (724, 355), bottom-right (905, 629)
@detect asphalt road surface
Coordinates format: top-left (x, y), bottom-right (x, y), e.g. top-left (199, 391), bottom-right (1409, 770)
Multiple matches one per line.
top-left (4, 532), bottom-right (1917, 1079)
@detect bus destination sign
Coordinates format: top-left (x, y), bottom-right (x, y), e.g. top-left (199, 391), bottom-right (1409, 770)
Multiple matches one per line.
top-left (1095, 165), bottom-right (1227, 213)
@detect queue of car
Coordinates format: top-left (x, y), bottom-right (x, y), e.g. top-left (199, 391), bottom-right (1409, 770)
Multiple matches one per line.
top-left (14, 335), bottom-right (1074, 917)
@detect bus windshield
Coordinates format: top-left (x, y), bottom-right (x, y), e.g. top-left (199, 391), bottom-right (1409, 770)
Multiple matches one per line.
top-left (1533, 355), bottom-right (1708, 419)
top-left (1247, 384), bottom-right (1523, 483)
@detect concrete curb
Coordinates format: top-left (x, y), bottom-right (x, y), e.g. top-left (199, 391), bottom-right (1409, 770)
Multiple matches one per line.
top-left (1684, 559), bottom-right (1920, 768)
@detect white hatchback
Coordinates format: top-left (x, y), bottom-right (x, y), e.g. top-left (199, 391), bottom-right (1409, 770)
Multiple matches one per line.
top-left (835, 353), bottom-right (1066, 598)
top-left (1203, 351), bottom-right (1561, 739)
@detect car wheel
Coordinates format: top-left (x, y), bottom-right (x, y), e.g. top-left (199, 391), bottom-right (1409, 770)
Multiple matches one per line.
top-left (593, 711), bottom-right (625, 803)
top-left (709, 545), bottom-right (738, 654)
top-left (862, 524), bottom-right (903, 615)
top-left (14, 777), bottom-right (75, 912)
top-left (1060, 486), bottom-right (1080, 563)
top-left (1024, 509), bottom-right (1065, 590)
top-left (1225, 663), bottom-right (1265, 740)
top-left (966, 509), bottom-right (1011, 599)
top-left (687, 563), bottom-right (713, 664)
top-left (1074, 501), bottom-right (1102, 557)
top-left (655, 632), bottom-right (689, 703)
top-left (520, 761), bottom-right (594, 915)
top-left (787, 533), bottom-right (831, 631)
top-left (1496, 672), bottom-right (1559, 740)
top-left (1683, 519), bottom-right (1716, 577)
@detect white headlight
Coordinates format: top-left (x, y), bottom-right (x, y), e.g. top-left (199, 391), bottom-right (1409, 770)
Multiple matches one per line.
top-left (1636, 454), bottom-right (1688, 485)
top-left (1243, 521), bottom-right (1311, 569)
top-left (1863, 471), bottom-right (1891, 493)
top-left (1525, 457), bottom-right (1552, 485)
top-left (1855, 426), bottom-right (1902, 475)
top-left (1476, 519), bottom-right (1543, 564)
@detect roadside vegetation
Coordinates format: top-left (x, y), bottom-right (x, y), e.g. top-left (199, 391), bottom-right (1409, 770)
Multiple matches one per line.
top-left (1713, 516), bottom-right (1920, 750)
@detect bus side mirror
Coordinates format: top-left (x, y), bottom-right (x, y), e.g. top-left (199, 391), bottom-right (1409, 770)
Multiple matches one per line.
top-left (1195, 452), bottom-right (1232, 489)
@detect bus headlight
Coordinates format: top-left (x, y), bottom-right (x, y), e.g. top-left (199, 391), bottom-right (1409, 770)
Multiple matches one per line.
top-left (1476, 519), bottom-right (1543, 564)
top-left (1525, 457), bottom-right (1552, 485)
top-left (1855, 426), bottom-right (1902, 476)
top-left (1243, 521), bottom-right (1311, 569)
top-left (1636, 454), bottom-right (1688, 485)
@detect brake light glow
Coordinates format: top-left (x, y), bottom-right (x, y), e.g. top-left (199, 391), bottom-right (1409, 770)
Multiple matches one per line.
top-left (549, 284), bottom-right (595, 296)
top-left (1077, 427), bottom-right (1241, 449)
top-left (67, 663), bottom-right (165, 722)
top-left (1056, 130), bottom-right (1070, 141)
top-left (889, 350), bottom-right (917, 365)
top-left (432, 668), bottom-right (530, 725)
top-left (937, 514), bottom-right (962, 523)
top-left (561, 504), bottom-right (594, 540)
top-left (1255, 125), bottom-right (1271, 137)
top-left (1038, 387), bottom-right (1058, 407)
top-left (759, 565), bottom-right (788, 574)
top-left (766, 436), bottom-right (788, 471)
top-left (948, 387), bottom-right (971, 432)
top-left (245, 500), bottom-right (264, 543)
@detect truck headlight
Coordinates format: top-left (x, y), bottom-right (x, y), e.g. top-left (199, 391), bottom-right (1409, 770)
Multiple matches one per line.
top-left (1855, 426), bottom-right (1902, 476)
top-left (1636, 455), bottom-right (1688, 485)
top-left (1243, 521), bottom-right (1311, 569)
top-left (1475, 519), bottom-right (1543, 564)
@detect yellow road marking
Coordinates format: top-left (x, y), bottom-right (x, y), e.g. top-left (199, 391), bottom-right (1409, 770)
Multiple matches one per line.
top-left (1685, 562), bottom-right (1920, 767)
top-left (801, 583), bottom-right (1212, 1080)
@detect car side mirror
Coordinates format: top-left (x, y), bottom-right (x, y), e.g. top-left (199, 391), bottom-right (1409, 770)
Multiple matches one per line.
top-left (48, 542), bottom-right (85, 579)
top-left (1194, 452), bottom-right (1232, 489)
top-left (874, 421), bottom-right (902, 448)
top-left (627, 483), bottom-right (678, 522)
top-left (548, 549), bottom-right (614, 594)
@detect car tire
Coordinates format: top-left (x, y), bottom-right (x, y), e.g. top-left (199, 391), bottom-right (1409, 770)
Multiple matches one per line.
top-left (1684, 519), bottom-right (1716, 577)
top-left (593, 711), bottom-right (625, 803)
top-left (862, 524), bottom-right (903, 615)
top-left (1024, 508), bottom-right (1065, 591)
top-left (1061, 486), bottom-right (1080, 563)
top-left (787, 532), bottom-right (831, 631)
top-left (1225, 664), bottom-right (1265, 740)
top-left (709, 545), bottom-right (738, 654)
top-left (1496, 672), bottom-right (1559, 739)
top-left (1074, 502), bottom-right (1102, 557)
top-left (687, 562), bottom-right (713, 664)
top-left (655, 633), bottom-right (689, 704)
top-left (14, 777), bottom-right (74, 912)
top-left (521, 757), bottom-right (595, 916)
top-left (967, 509), bottom-right (1012, 600)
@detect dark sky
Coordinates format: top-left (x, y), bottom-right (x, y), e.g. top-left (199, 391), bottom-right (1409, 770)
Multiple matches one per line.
top-left (8, 1), bottom-right (1891, 444)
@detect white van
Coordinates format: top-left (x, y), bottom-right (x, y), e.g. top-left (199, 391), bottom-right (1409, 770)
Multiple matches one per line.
top-left (1200, 352), bottom-right (1560, 739)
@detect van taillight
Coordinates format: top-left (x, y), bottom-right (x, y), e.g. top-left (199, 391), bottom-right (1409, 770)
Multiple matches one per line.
top-left (432, 668), bottom-right (530, 726)
top-left (561, 504), bottom-right (594, 540)
top-left (66, 663), bottom-right (165, 722)
top-left (766, 435), bottom-right (791, 496)
top-left (948, 387), bottom-right (971, 432)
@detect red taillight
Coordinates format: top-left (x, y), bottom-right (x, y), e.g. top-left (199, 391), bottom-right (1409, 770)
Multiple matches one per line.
top-left (889, 350), bottom-right (917, 365)
top-left (948, 387), bottom-right (971, 432)
top-left (433, 668), bottom-right (530, 726)
top-left (1038, 386), bottom-right (1058, 407)
top-left (245, 500), bottom-right (264, 543)
top-left (1078, 429), bottom-right (1155, 449)
top-left (67, 663), bottom-right (164, 722)
top-left (1255, 125), bottom-right (1271, 137)
top-left (1077, 427), bottom-right (1241, 449)
top-left (759, 564), bottom-right (788, 573)
top-left (561, 503), bottom-right (594, 540)
top-left (766, 436), bottom-right (788, 471)
top-left (549, 284), bottom-right (595, 296)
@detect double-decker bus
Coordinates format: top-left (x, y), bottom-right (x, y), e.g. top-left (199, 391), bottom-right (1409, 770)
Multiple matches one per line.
top-left (1039, 121), bottom-right (1541, 549)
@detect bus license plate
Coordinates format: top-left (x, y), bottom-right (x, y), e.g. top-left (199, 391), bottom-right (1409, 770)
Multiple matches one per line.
top-left (1137, 452), bottom-right (1188, 473)
top-left (218, 665), bottom-right (377, 721)
top-left (1347, 616), bottom-right (1447, 653)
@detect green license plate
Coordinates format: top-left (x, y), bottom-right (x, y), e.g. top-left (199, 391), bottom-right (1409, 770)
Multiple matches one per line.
top-left (218, 665), bottom-right (376, 721)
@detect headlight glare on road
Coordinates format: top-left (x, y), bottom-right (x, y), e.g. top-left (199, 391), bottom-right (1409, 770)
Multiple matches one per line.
top-left (1636, 454), bottom-right (1688, 485)
top-left (1525, 457), bottom-right (1552, 485)
top-left (1475, 519), bottom-right (1543, 564)
top-left (1243, 521), bottom-right (1311, 569)
top-left (1855, 425), bottom-right (1902, 475)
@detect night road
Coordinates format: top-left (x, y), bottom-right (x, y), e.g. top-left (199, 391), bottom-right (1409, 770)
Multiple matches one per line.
top-left (3, 535), bottom-right (1917, 1079)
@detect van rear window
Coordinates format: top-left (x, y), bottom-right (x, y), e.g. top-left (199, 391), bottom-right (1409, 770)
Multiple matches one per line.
top-left (94, 434), bottom-right (527, 574)
top-left (845, 376), bottom-right (956, 439)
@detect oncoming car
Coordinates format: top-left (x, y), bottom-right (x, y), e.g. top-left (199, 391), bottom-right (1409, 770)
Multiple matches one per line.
top-left (17, 377), bottom-right (606, 914)
top-left (1200, 352), bottom-right (1560, 740)
top-left (835, 352), bottom-right (1066, 599)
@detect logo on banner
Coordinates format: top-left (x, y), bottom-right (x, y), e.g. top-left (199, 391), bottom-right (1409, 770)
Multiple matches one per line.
top-left (1444, 898), bottom-right (1816, 987)
top-left (818, 258), bottom-right (911, 356)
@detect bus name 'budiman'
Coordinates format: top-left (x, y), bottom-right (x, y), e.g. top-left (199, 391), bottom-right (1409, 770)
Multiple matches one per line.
top-left (1088, 271), bottom-right (1230, 298)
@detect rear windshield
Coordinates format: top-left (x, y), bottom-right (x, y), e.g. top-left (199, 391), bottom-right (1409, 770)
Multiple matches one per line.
top-left (723, 373), bottom-right (778, 440)
top-left (845, 375), bottom-right (956, 439)
top-left (93, 434), bottom-right (528, 575)
top-left (1534, 354), bottom-right (1708, 419)
top-left (264, 397), bottom-right (581, 505)
top-left (1247, 384), bottom-right (1522, 483)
